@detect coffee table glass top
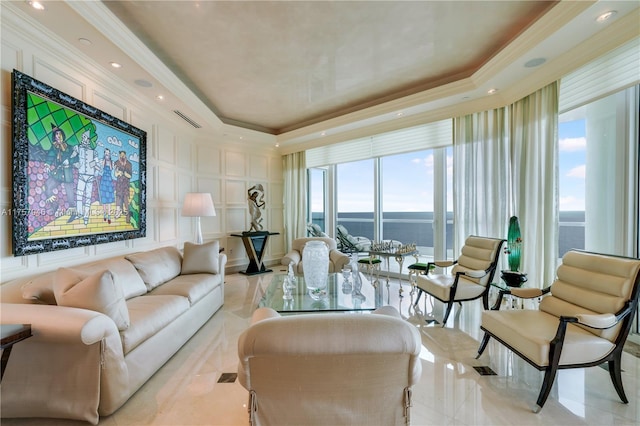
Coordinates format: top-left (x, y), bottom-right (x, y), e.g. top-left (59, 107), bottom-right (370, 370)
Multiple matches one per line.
top-left (259, 273), bottom-right (381, 313)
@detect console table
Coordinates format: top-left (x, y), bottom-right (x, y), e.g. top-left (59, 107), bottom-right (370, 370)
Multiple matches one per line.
top-left (231, 231), bottom-right (279, 275)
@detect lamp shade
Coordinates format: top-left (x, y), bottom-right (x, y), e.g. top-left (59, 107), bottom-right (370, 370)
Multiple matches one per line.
top-left (182, 193), bottom-right (216, 217)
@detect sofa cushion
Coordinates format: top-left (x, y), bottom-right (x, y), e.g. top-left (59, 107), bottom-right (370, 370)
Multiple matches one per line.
top-left (126, 246), bottom-right (182, 291)
top-left (54, 268), bottom-right (130, 331)
top-left (150, 274), bottom-right (221, 305)
top-left (182, 241), bottom-right (220, 275)
top-left (121, 295), bottom-right (190, 354)
top-left (20, 271), bottom-right (57, 305)
top-left (71, 257), bottom-right (147, 300)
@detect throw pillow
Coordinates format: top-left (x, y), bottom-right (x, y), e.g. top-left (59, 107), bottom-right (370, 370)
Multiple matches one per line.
top-left (125, 246), bottom-right (182, 290)
top-left (182, 241), bottom-right (220, 275)
top-left (21, 271), bottom-right (57, 305)
top-left (54, 268), bottom-right (130, 331)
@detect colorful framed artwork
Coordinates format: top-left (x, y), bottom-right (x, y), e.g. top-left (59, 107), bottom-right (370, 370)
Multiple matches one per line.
top-left (11, 70), bottom-right (147, 256)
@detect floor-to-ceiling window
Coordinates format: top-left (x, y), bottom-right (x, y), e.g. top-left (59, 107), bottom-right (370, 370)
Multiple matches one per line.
top-left (381, 150), bottom-right (434, 251)
top-left (558, 87), bottom-right (638, 259)
top-left (559, 86), bottom-right (640, 340)
top-left (308, 167), bottom-right (328, 233)
top-left (558, 87), bottom-right (639, 259)
top-left (336, 159), bottom-right (375, 240)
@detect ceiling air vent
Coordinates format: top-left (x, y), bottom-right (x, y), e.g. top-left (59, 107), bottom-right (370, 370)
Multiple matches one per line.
top-left (173, 110), bottom-right (202, 128)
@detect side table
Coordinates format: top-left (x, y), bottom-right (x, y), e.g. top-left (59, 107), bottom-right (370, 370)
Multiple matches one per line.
top-left (1, 324), bottom-right (32, 382)
top-left (231, 231), bottom-right (279, 275)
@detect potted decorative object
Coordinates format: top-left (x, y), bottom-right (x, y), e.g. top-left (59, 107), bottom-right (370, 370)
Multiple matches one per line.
top-left (501, 216), bottom-right (528, 287)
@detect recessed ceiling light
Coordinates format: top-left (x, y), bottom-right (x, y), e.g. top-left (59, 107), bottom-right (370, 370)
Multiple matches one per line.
top-left (28, 1), bottom-right (45, 10)
top-left (488, 88), bottom-right (498, 95)
top-left (596, 10), bottom-right (617, 23)
top-left (396, 112), bottom-right (404, 117)
top-left (275, 143), bottom-right (280, 148)
top-left (524, 57), bottom-right (546, 68)
top-left (320, 131), bottom-right (326, 136)
top-left (78, 38), bottom-right (92, 46)
top-left (110, 62), bottom-right (122, 69)
top-left (156, 95), bottom-right (164, 101)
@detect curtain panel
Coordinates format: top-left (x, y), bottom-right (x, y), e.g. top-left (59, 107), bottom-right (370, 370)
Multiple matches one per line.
top-left (453, 81), bottom-right (559, 288)
top-left (282, 151), bottom-right (307, 252)
top-left (510, 82), bottom-right (559, 288)
top-left (453, 108), bottom-right (510, 251)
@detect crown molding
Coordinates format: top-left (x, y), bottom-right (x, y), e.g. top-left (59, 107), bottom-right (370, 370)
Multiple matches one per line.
top-left (278, 3), bottom-right (639, 152)
top-left (64, 1), bottom-right (224, 129)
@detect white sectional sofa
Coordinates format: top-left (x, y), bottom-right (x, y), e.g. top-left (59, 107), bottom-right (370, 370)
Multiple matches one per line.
top-left (0, 242), bottom-right (226, 424)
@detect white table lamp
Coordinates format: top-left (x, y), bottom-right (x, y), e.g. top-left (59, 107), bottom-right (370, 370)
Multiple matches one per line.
top-left (182, 192), bottom-right (216, 244)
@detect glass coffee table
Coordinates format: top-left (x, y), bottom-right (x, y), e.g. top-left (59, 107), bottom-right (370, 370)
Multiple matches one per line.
top-left (259, 272), bottom-right (381, 314)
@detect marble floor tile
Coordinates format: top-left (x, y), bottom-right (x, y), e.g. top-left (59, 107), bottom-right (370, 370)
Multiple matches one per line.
top-left (2, 271), bottom-right (639, 425)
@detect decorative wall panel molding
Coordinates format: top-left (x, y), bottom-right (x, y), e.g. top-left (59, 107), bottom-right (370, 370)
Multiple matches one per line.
top-left (197, 145), bottom-right (221, 175)
top-left (177, 137), bottom-right (193, 169)
top-left (250, 155), bottom-right (268, 179)
top-left (225, 180), bottom-right (247, 205)
top-left (91, 90), bottom-right (128, 122)
top-left (225, 151), bottom-right (246, 177)
top-left (158, 127), bottom-right (177, 164)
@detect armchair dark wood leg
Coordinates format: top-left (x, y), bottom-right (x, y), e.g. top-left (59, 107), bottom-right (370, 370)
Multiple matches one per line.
top-left (608, 352), bottom-right (628, 403)
top-left (442, 300), bottom-right (454, 326)
top-left (482, 292), bottom-right (489, 310)
top-left (535, 364), bottom-right (559, 413)
top-left (476, 333), bottom-right (491, 359)
top-left (535, 320), bottom-right (569, 413)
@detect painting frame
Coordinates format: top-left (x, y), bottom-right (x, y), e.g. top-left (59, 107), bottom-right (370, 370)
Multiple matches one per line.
top-left (11, 70), bottom-right (147, 256)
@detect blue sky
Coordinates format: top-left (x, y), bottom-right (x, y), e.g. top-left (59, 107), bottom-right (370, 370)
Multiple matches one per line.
top-left (311, 121), bottom-right (586, 213)
top-left (558, 118), bottom-right (586, 211)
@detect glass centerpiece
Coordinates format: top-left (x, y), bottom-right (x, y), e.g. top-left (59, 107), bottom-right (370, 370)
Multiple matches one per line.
top-left (302, 240), bottom-right (329, 299)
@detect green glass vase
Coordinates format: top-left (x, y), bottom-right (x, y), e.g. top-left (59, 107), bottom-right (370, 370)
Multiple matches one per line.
top-left (507, 216), bottom-right (522, 272)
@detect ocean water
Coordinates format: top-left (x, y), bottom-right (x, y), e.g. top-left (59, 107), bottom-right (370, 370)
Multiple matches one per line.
top-left (314, 211), bottom-right (585, 257)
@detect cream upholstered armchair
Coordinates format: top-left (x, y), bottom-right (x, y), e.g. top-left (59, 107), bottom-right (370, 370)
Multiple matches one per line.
top-left (413, 235), bottom-right (505, 326)
top-left (476, 250), bottom-right (640, 412)
top-left (237, 306), bottom-right (422, 426)
top-left (281, 237), bottom-right (350, 274)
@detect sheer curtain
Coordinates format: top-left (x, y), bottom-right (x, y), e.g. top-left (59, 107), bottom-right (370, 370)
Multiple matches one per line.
top-left (453, 108), bottom-right (510, 253)
top-left (454, 82), bottom-right (559, 288)
top-left (282, 151), bottom-right (307, 252)
top-left (510, 82), bottom-right (559, 288)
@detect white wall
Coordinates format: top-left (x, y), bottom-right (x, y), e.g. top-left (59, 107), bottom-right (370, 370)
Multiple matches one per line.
top-left (0, 6), bottom-right (284, 282)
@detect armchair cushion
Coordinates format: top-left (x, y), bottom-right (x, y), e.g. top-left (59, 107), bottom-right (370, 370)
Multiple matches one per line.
top-left (481, 309), bottom-right (615, 366)
top-left (417, 274), bottom-right (486, 301)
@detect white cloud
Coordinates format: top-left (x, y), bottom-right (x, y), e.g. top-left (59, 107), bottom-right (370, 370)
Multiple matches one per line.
top-left (567, 164), bottom-right (586, 178)
top-left (107, 136), bottom-right (123, 147)
top-left (559, 137), bottom-right (586, 152)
